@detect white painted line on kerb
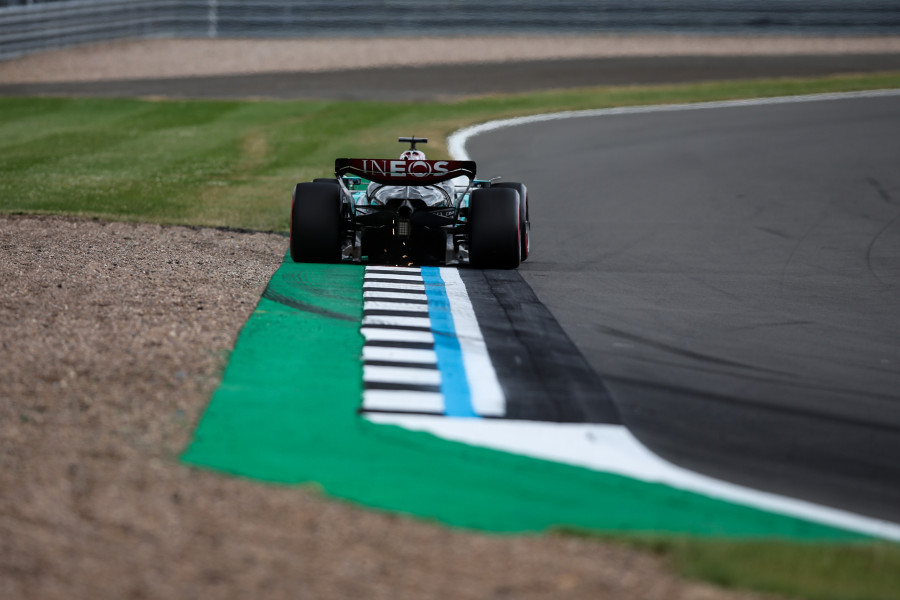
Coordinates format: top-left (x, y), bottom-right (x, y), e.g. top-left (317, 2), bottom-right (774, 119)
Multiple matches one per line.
top-left (363, 390), bottom-right (445, 413)
top-left (365, 301), bottom-right (429, 313)
top-left (364, 291), bottom-right (429, 301)
top-left (363, 346), bottom-right (438, 364)
top-left (364, 365), bottom-right (441, 386)
top-left (435, 89), bottom-right (900, 541)
top-left (364, 273), bottom-right (424, 282)
top-left (360, 328), bottom-right (434, 344)
top-left (362, 315), bottom-right (432, 329)
top-left (364, 282), bottom-right (426, 291)
top-left (366, 266), bottom-right (420, 272)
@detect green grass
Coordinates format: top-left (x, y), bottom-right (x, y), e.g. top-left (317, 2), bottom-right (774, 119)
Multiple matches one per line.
top-left (2, 72), bottom-right (900, 231)
top-left (670, 540), bottom-right (900, 600)
top-left (561, 532), bottom-right (900, 600)
top-left (3, 70), bottom-right (900, 600)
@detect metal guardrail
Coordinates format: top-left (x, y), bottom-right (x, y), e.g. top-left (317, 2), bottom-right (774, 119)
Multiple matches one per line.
top-left (2, 0), bottom-right (899, 61)
top-left (0, 0), bottom-right (177, 59)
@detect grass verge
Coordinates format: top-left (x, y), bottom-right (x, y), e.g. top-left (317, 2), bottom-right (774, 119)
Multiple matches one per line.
top-left (3, 71), bottom-right (899, 600)
top-left (560, 531), bottom-right (900, 600)
top-left (2, 72), bottom-right (900, 231)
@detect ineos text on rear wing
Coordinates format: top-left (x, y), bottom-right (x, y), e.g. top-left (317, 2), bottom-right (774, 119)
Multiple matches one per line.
top-left (335, 158), bottom-right (476, 186)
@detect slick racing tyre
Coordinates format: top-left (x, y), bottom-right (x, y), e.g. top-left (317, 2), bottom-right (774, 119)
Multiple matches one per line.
top-left (312, 178), bottom-right (339, 185)
top-left (290, 182), bottom-right (342, 263)
top-left (491, 181), bottom-right (530, 261)
top-left (468, 187), bottom-right (521, 269)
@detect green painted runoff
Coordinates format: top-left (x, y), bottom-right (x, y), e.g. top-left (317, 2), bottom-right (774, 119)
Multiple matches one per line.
top-left (182, 254), bottom-right (866, 540)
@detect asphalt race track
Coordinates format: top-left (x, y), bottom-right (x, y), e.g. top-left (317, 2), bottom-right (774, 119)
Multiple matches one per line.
top-left (3, 54), bottom-right (900, 100)
top-left (466, 94), bottom-right (900, 523)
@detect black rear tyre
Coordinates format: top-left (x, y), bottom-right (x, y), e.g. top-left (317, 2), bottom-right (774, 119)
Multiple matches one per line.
top-left (468, 187), bottom-right (521, 269)
top-left (492, 181), bottom-right (530, 261)
top-left (290, 182), bottom-right (342, 263)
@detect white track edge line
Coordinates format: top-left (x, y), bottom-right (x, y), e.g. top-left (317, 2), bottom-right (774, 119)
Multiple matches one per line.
top-left (369, 415), bottom-right (900, 541)
top-left (447, 88), bottom-right (900, 160)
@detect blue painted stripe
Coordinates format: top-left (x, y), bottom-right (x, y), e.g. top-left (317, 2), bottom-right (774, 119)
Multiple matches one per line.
top-left (421, 267), bottom-right (477, 418)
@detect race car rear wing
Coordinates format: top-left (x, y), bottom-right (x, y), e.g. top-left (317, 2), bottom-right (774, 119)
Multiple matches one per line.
top-left (335, 158), bottom-right (476, 186)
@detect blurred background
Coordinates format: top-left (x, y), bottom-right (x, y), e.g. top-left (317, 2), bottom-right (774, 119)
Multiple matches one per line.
top-left (2, 0), bottom-right (900, 60)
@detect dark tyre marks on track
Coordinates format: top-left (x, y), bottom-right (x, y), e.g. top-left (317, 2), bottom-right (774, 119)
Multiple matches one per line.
top-left (461, 268), bottom-right (620, 424)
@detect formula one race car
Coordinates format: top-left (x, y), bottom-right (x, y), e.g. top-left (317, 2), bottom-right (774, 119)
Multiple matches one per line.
top-left (289, 137), bottom-right (529, 269)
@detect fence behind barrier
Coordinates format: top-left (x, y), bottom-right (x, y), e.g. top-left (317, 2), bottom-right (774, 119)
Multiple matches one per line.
top-left (2, 0), bottom-right (899, 61)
